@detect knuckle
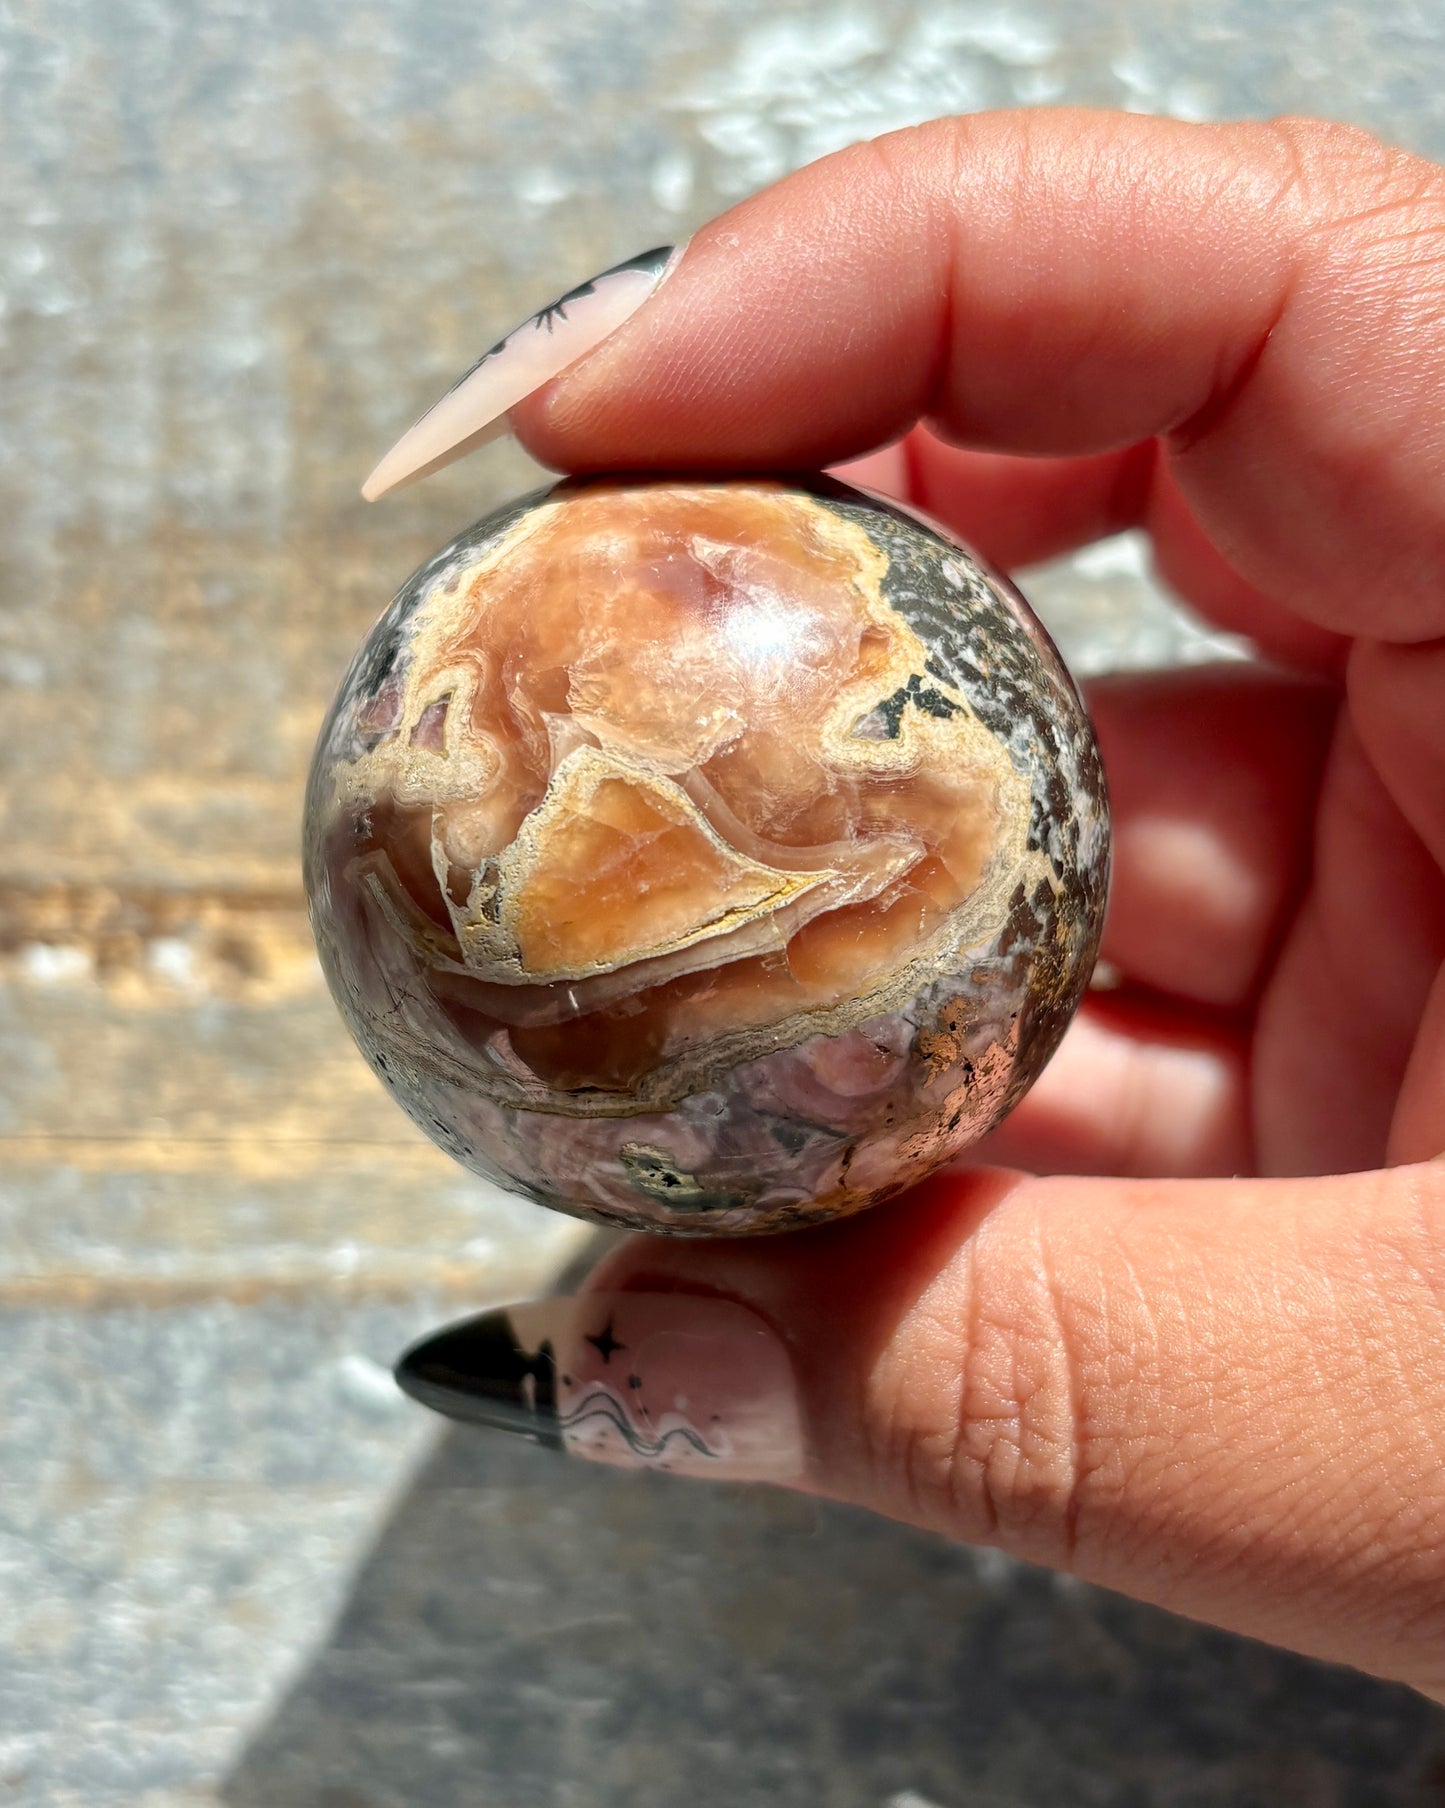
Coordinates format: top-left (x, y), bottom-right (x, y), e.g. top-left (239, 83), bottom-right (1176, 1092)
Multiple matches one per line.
top-left (1266, 116), bottom-right (1445, 277)
top-left (865, 1218), bottom-right (1116, 1569)
top-left (955, 1241), bottom-right (1094, 1566)
top-left (842, 129), bottom-right (917, 202)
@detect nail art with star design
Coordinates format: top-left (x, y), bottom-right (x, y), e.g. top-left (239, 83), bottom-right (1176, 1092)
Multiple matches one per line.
top-left (362, 245), bottom-right (684, 500)
top-left (394, 1291), bottom-right (804, 1483)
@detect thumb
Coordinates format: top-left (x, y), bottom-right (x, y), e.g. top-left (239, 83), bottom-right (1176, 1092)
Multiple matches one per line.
top-left (401, 1163), bottom-right (1445, 1699)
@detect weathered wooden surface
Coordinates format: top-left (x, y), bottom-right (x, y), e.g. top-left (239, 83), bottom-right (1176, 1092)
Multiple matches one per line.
top-left (3, 0), bottom-right (1445, 1802)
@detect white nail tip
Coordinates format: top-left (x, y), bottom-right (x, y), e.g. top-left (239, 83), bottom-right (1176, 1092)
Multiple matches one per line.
top-left (361, 244), bottom-right (683, 501)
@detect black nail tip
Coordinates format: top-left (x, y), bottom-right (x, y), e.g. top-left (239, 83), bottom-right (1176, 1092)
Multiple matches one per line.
top-left (611, 244), bottom-right (675, 277)
top-left (394, 1310), bottom-right (564, 1449)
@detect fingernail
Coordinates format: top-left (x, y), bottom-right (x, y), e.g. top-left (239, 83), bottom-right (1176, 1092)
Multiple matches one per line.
top-left (395, 1292), bottom-right (804, 1483)
top-left (361, 244), bottom-right (684, 500)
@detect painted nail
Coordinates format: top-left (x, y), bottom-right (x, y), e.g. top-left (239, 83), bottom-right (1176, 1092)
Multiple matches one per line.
top-left (361, 245), bottom-right (684, 500)
top-left (395, 1292), bottom-right (804, 1483)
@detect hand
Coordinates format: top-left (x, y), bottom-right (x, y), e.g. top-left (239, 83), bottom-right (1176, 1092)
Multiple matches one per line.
top-left (507, 110), bottom-right (1445, 1698)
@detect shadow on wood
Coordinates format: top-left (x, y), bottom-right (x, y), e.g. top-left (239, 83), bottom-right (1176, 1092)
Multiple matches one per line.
top-left (221, 1426), bottom-right (1443, 1808)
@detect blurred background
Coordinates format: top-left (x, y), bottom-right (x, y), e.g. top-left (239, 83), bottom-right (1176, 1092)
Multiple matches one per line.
top-left (3, 1), bottom-right (1445, 1803)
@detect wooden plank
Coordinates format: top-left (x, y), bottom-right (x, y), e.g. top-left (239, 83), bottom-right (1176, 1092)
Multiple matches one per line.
top-left (0, 884), bottom-right (589, 1291)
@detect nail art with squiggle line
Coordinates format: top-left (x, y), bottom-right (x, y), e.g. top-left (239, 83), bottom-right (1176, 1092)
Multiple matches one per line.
top-left (362, 245), bottom-right (683, 501)
top-left (395, 1292), bottom-right (804, 1484)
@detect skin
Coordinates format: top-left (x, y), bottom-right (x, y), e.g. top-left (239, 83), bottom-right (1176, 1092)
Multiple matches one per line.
top-left (507, 110), bottom-right (1445, 1701)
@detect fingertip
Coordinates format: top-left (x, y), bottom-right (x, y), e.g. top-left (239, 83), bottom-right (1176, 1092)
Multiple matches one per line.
top-left (579, 1165), bottom-right (1022, 1316)
top-left (517, 108), bottom-right (1445, 641)
top-left (574, 1166), bottom-right (1033, 1503)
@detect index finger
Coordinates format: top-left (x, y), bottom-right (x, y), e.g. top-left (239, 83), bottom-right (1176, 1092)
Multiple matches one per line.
top-left (512, 109), bottom-right (1445, 643)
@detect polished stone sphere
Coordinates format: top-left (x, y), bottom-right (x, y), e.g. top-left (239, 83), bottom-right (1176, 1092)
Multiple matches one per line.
top-left (304, 475), bottom-right (1108, 1235)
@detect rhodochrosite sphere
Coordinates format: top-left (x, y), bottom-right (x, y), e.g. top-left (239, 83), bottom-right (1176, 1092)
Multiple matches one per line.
top-left (304, 475), bottom-right (1108, 1234)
